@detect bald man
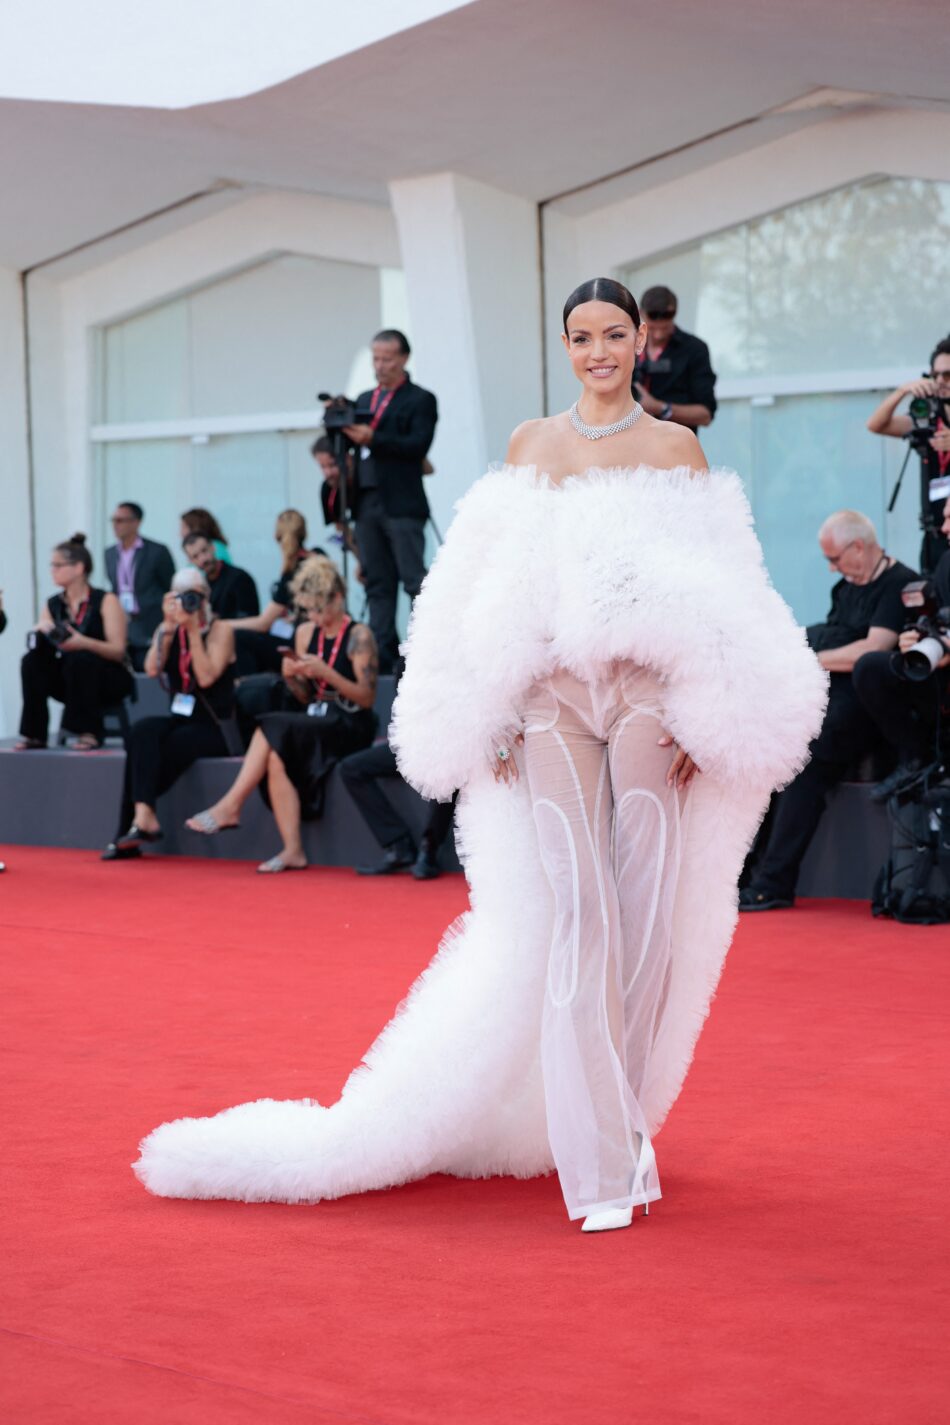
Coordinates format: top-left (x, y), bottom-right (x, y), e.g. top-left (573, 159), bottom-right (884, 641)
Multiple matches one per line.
top-left (741, 511), bottom-right (917, 911)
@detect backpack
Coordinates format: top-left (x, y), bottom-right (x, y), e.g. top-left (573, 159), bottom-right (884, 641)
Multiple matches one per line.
top-left (872, 778), bottom-right (950, 924)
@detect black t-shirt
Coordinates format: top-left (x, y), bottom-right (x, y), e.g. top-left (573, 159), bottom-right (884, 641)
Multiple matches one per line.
top-left (934, 548), bottom-right (950, 608)
top-left (207, 562), bottom-right (260, 619)
top-left (632, 327), bottom-right (717, 429)
top-left (807, 559), bottom-right (918, 652)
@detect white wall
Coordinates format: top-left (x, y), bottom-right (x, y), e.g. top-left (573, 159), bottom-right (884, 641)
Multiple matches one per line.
top-left (0, 268), bottom-right (32, 736)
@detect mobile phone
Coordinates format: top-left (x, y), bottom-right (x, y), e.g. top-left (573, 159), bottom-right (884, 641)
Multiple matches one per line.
top-left (277, 646), bottom-right (298, 658)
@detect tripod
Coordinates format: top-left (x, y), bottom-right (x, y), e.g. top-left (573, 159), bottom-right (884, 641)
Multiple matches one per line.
top-left (886, 432), bottom-right (946, 575)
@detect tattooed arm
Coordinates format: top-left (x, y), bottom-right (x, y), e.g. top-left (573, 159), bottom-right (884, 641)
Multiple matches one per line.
top-left (296, 623), bottom-right (378, 709)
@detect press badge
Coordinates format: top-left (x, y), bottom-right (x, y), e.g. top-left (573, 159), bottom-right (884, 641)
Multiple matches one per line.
top-left (171, 692), bottom-right (196, 717)
top-left (307, 702), bottom-right (329, 718)
top-left (361, 446), bottom-right (371, 461)
top-left (119, 591), bottom-right (136, 613)
top-left (270, 617), bottom-right (295, 640)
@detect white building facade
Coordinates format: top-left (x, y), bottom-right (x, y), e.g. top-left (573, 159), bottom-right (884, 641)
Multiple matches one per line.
top-left (2, 2), bottom-right (948, 732)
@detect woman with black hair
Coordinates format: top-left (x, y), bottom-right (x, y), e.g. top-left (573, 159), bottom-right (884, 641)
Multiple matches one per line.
top-left (136, 279), bottom-right (825, 1237)
top-left (18, 534), bottom-right (132, 750)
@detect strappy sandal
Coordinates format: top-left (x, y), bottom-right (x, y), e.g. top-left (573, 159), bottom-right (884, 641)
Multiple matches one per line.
top-left (185, 810), bottom-right (239, 835)
top-left (256, 856), bottom-right (307, 874)
top-left (14, 737), bottom-right (46, 751)
top-left (70, 735), bottom-right (103, 752)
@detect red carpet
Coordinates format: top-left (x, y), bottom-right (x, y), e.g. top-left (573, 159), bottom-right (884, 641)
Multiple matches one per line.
top-left (1, 846), bottom-right (947, 1424)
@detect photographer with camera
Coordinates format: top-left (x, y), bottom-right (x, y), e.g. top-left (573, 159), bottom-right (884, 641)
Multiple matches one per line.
top-left (17, 534), bottom-right (132, 751)
top-left (741, 510), bottom-right (916, 911)
top-left (102, 568), bottom-right (236, 860)
top-left (853, 496), bottom-right (950, 799)
top-left (324, 329), bottom-right (438, 674)
top-left (867, 336), bottom-right (950, 572)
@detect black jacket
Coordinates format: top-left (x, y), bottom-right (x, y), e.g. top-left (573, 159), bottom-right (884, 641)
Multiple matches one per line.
top-left (104, 536), bottom-right (175, 650)
top-left (353, 378), bottom-right (438, 521)
top-left (633, 326), bottom-right (717, 429)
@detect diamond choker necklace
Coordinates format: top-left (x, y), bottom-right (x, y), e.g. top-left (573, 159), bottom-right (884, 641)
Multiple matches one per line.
top-left (569, 400), bottom-right (643, 441)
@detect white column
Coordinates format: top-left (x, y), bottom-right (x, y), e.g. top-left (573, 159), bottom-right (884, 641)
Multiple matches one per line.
top-left (0, 268), bottom-right (33, 737)
top-left (388, 172), bottom-right (543, 529)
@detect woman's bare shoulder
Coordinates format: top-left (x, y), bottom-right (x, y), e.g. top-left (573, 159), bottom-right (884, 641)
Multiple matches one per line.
top-left (647, 421), bottom-right (708, 474)
top-left (505, 415), bottom-right (565, 467)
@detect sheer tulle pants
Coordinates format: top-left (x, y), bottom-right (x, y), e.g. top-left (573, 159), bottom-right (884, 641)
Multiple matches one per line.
top-left (521, 665), bottom-right (689, 1220)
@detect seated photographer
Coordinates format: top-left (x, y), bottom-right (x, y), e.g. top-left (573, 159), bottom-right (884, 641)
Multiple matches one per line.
top-left (102, 569), bottom-right (236, 860)
top-left (185, 556), bottom-right (378, 873)
top-left (867, 335), bottom-right (950, 572)
top-left (18, 534), bottom-right (132, 751)
top-left (339, 738), bottom-right (458, 879)
top-left (183, 532), bottom-right (259, 619)
top-left (229, 509), bottom-right (323, 677)
top-left (741, 511), bottom-right (916, 911)
top-left (853, 496), bottom-right (950, 798)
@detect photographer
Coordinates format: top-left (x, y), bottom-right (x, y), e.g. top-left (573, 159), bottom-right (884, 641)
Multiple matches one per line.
top-left (310, 436), bottom-right (362, 571)
top-left (102, 568), bottom-right (236, 860)
top-left (333, 329), bottom-right (438, 674)
top-left (741, 511), bottom-right (916, 911)
top-left (183, 532), bottom-right (260, 619)
top-left (184, 556), bottom-right (377, 873)
top-left (18, 534), bottom-right (132, 751)
top-left (631, 285), bottom-right (717, 432)
top-left (867, 336), bottom-right (950, 572)
top-left (853, 497), bottom-right (950, 797)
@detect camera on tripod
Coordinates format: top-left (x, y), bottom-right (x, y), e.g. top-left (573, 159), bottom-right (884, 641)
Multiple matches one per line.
top-left (899, 580), bottom-right (950, 681)
top-left (317, 393), bottom-right (373, 433)
top-left (905, 393), bottom-right (947, 447)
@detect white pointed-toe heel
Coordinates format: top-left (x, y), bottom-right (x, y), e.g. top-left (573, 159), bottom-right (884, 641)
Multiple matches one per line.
top-left (581, 1136), bottom-right (656, 1233)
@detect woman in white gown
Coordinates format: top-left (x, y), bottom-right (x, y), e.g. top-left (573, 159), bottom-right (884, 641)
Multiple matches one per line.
top-left (135, 278), bottom-right (827, 1232)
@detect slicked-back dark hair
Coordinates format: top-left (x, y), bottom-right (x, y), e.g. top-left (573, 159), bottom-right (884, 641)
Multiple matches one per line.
top-left (117, 501), bottom-right (144, 522)
top-left (373, 328), bottom-right (411, 355)
top-left (563, 278), bottom-right (641, 333)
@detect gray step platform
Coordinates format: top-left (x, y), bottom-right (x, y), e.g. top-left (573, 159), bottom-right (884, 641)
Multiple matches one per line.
top-left (0, 741), bottom-right (461, 870)
top-left (0, 731), bottom-right (887, 895)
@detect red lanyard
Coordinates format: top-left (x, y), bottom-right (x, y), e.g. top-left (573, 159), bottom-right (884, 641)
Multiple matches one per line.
top-left (369, 380), bottom-right (405, 431)
top-left (314, 616), bottom-right (351, 699)
top-left (68, 596), bottom-right (89, 630)
top-left (177, 627), bottom-right (193, 693)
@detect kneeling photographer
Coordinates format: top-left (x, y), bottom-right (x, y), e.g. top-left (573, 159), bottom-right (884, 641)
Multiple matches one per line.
top-left (868, 335), bottom-right (950, 572)
top-left (103, 569), bottom-right (236, 860)
top-left (18, 534), bottom-right (132, 751)
top-left (853, 496), bottom-right (950, 798)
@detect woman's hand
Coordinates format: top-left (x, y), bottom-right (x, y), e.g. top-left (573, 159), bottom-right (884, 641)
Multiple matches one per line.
top-left (57, 628), bottom-right (86, 653)
top-left (658, 732), bottom-right (701, 790)
top-left (492, 733), bottom-right (524, 786)
top-left (295, 654), bottom-right (330, 679)
top-left (929, 428), bottom-right (950, 454)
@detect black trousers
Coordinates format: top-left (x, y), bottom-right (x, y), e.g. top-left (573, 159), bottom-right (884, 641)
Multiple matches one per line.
top-left (751, 673), bottom-right (883, 899)
top-left (355, 489), bottom-right (426, 672)
top-left (20, 644), bottom-right (133, 742)
top-left (339, 741), bottom-right (457, 852)
top-left (853, 650), bottom-right (948, 763)
top-left (117, 715), bottom-right (226, 835)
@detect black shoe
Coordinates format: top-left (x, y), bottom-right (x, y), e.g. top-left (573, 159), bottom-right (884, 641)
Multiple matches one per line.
top-left (738, 885), bottom-right (794, 912)
top-left (115, 822), bottom-right (163, 851)
top-left (411, 842), bottom-right (442, 880)
top-left (101, 842), bottom-right (142, 862)
top-left (869, 758), bottom-right (924, 804)
top-left (356, 840), bottom-right (416, 876)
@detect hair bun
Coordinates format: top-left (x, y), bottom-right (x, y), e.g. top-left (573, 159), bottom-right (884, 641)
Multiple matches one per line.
top-left (70, 532), bottom-right (87, 546)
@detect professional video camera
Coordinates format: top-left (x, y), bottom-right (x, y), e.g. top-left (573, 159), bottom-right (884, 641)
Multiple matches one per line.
top-left (899, 580), bottom-right (950, 681)
top-left (317, 392), bottom-right (373, 433)
top-left (906, 393), bottom-right (948, 448)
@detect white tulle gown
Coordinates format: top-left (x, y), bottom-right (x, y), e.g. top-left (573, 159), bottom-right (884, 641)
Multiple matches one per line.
top-left (134, 464), bottom-right (826, 1218)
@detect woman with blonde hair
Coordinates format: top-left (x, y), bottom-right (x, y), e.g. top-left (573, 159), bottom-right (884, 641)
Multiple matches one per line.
top-left (186, 555), bottom-right (378, 872)
top-left (229, 510), bottom-right (323, 677)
